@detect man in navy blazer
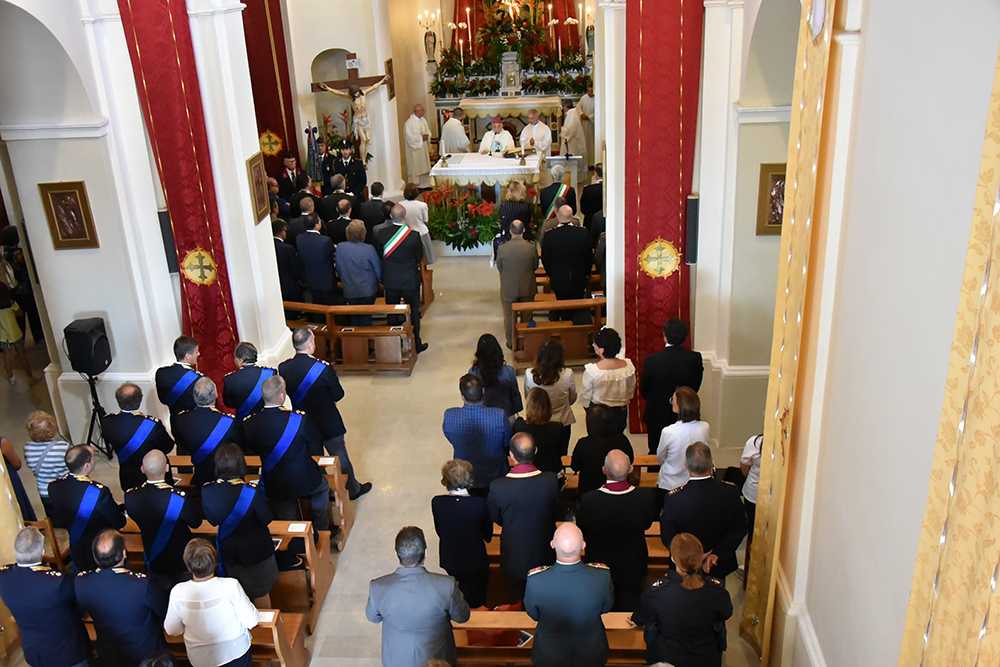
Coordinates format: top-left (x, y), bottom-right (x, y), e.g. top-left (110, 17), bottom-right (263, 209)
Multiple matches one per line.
top-left (296, 216), bottom-right (339, 305)
top-left (442, 374), bottom-right (510, 494)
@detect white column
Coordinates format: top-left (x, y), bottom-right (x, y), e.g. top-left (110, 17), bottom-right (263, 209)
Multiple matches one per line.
top-left (186, 0), bottom-right (292, 368)
top-left (370, 0), bottom-right (403, 198)
top-left (600, 0), bottom-right (626, 335)
top-left (593, 3), bottom-right (606, 163)
top-left (692, 0), bottom-right (743, 363)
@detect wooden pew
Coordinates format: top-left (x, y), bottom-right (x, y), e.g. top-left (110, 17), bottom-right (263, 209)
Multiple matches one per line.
top-left (421, 259), bottom-right (434, 314)
top-left (122, 518), bottom-right (333, 635)
top-left (485, 523), bottom-right (668, 570)
top-left (452, 611), bottom-right (645, 665)
top-left (25, 518), bottom-right (70, 572)
top-left (283, 301), bottom-right (417, 375)
top-left (558, 454), bottom-right (660, 490)
top-left (512, 297), bottom-right (606, 367)
top-left (167, 454), bottom-right (354, 552)
top-left (534, 272), bottom-right (603, 294)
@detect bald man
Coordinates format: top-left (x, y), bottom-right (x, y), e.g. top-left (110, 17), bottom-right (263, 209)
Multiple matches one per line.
top-left (524, 523), bottom-right (614, 667)
top-left (102, 381), bottom-right (175, 492)
top-left (124, 450), bottom-right (201, 585)
top-left (575, 449), bottom-right (660, 610)
top-left (541, 205), bottom-right (593, 319)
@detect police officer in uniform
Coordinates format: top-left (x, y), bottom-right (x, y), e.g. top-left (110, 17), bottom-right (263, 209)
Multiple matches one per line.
top-left (660, 442), bottom-right (746, 583)
top-left (524, 523), bottom-right (614, 667)
top-left (316, 139), bottom-right (336, 195)
top-left (125, 450), bottom-right (201, 587)
top-left (279, 327), bottom-right (371, 499)
top-left (154, 335), bottom-right (205, 432)
top-left (48, 445), bottom-right (126, 571)
top-left (201, 443), bottom-right (280, 603)
top-left (173, 377), bottom-right (245, 487)
top-left (222, 341), bottom-right (277, 421)
top-left (75, 529), bottom-right (169, 666)
top-left (243, 375), bottom-right (332, 533)
top-left (0, 527), bottom-right (90, 667)
top-left (334, 140), bottom-right (368, 202)
top-left (102, 382), bottom-right (175, 491)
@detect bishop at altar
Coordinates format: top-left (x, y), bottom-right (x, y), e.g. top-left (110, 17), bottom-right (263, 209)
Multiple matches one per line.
top-left (478, 117), bottom-right (516, 155)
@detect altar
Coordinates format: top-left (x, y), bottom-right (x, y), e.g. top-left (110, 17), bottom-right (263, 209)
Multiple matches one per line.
top-left (430, 152), bottom-right (542, 188)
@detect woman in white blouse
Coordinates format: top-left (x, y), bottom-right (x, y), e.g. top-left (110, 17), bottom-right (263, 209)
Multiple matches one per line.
top-left (656, 387), bottom-right (711, 497)
top-left (524, 339), bottom-right (577, 452)
top-left (164, 539), bottom-right (259, 667)
top-left (580, 327), bottom-right (636, 433)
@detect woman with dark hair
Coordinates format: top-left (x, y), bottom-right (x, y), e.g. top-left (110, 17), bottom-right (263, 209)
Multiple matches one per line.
top-left (656, 387), bottom-right (710, 494)
top-left (469, 334), bottom-right (522, 418)
top-left (512, 388), bottom-right (566, 474)
top-left (570, 403), bottom-right (634, 495)
top-left (632, 533), bottom-right (733, 667)
top-left (524, 339), bottom-right (577, 450)
top-left (580, 327), bottom-right (635, 433)
top-left (431, 459), bottom-right (492, 607)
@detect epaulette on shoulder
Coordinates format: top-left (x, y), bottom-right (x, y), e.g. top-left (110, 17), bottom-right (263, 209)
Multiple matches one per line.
top-left (76, 569), bottom-right (97, 577)
top-left (242, 412), bottom-right (255, 422)
top-left (30, 565), bottom-right (60, 576)
top-left (223, 369), bottom-right (237, 378)
top-left (651, 577), bottom-right (665, 588)
top-left (248, 479), bottom-right (260, 488)
top-left (707, 576), bottom-right (723, 586)
top-left (294, 409), bottom-right (307, 415)
top-left (90, 480), bottom-right (106, 490)
top-left (0, 564), bottom-right (12, 572)
top-left (721, 479), bottom-right (736, 487)
top-left (176, 409), bottom-right (192, 417)
top-left (587, 562), bottom-right (610, 570)
top-left (112, 567), bottom-right (145, 578)
top-left (527, 565), bottom-right (550, 576)
top-left (667, 484), bottom-right (686, 496)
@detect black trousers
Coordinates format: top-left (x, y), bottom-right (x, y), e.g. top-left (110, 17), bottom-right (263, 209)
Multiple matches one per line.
top-left (449, 566), bottom-right (489, 608)
top-left (385, 287), bottom-right (422, 346)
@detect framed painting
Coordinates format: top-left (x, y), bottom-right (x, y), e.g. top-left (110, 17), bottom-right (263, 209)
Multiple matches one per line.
top-left (756, 163), bottom-right (787, 236)
top-left (38, 181), bottom-right (99, 249)
top-left (246, 151), bottom-right (270, 223)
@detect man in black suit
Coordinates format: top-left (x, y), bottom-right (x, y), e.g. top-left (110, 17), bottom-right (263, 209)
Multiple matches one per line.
top-left (541, 205), bottom-right (593, 320)
top-left (102, 382), bottom-right (175, 492)
top-left (296, 216), bottom-right (338, 305)
top-left (286, 196), bottom-right (319, 247)
top-left (358, 181), bottom-right (389, 243)
top-left (375, 204), bottom-right (427, 352)
top-left (580, 165), bottom-right (603, 230)
top-left (487, 432), bottom-right (559, 602)
top-left (172, 377), bottom-right (244, 487)
top-left (660, 443), bottom-right (745, 583)
top-left (154, 336), bottom-right (204, 428)
top-left (275, 154), bottom-right (308, 200)
top-left (538, 163), bottom-right (577, 223)
top-left (272, 219), bottom-right (302, 303)
top-left (316, 140), bottom-right (335, 195)
top-left (640, 318), bottom-right (704, 454)
top-left (334, 140), bottom-right (367, 203)
top-left (325, 198), bottom-right (353, 245)
top-left (289, 186), bottom-right (320, 220)
top-left (319, 175), bottom-right (356, 221)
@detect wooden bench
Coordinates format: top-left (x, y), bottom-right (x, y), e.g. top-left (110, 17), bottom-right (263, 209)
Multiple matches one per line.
top-left (452, 611), bottom-right (645, 665)
top-left (559, 454), bottom-right (660, 491)
top-left (26, 518), bottom-right (70, 572)
top-left (512, 297), bottom-right (606, 367)
top-left (421, 259), bottom-right (434, 314)
top-left (485, 523), bottom-right (668, 571)
top-left (283, 301), bottom-right (417, 375)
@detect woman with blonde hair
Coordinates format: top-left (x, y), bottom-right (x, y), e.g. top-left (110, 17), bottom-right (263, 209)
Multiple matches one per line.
top-left (23, 410), bottom-right (70, 517)
top-left (632, 533), bottom-right (733, 666)
top-left (512, 388), bottom-right (566, 474)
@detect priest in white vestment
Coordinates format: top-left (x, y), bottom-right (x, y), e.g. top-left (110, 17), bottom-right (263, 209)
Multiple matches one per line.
top-left (440, 108), bottom-right (470, 154)
top-left (404, 104), bottom-right (432, 188)
top-left (560, 102), bottom-right (589, 184)
top-left (577, 88), bottom-right (596, 167)
top-left (478, 116), bottom-right (516, 155)
top-left (519, 108), bottom-right (553, 186)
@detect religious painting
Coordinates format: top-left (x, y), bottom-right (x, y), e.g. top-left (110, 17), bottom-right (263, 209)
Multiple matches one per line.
top-left (384, 59), bottom-right (395, 100)
top-left (38, 181), bottom-right (99, 249)
top-left (246, 152), bottom-right (270, 223)
top-left (756, 163), bottom-right (787, 236)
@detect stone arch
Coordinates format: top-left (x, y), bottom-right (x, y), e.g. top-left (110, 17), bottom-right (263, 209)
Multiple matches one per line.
top-left (311, 48), bottom-right (354, 142)
top-left (741, 0), bottom-right (800, 107)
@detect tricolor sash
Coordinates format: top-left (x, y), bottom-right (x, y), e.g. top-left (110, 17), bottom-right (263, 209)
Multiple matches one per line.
top-left (147, 492), bottom-right (184, 564)
top-left (291, 361), bottom-right (325, 405)
top-left (193, 415), bottom-right (233, 465)
top-left (166, 370), bottom-right (199, 406)
top-left (382, 224), bottom-right (412, 258)
top-left (544, 183), bottom-right (569, 220)
top-left (264, 412), bottom-right (302, 473)
top-left (118, 419), bottom-right (156, 463)
top-left (70, 485), bottom-right (101, 544)
top-left (237, 368), bottom-right (274, 419)
top-left (216, 484), bottom-right (256, 575)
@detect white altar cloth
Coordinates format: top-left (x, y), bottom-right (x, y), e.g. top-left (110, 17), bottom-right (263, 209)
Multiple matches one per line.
top-left (430, 152), bottom-right (541, 187)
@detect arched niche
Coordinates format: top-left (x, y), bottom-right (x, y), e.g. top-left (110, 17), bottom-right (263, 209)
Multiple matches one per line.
top-left (311, 48), bottom-right (353, 142)
top-left (740, 0), bottom-right (800, 107)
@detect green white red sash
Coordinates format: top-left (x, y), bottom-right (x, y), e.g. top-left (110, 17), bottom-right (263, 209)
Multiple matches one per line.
top-left (544, 183), bottom-right (569, 220)
top-left (383, 224), bottom-right (412, 257)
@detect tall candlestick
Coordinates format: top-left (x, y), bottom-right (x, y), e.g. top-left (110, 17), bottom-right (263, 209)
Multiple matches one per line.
top-left (466, 7), bottom-right (472, 57)
top-left (459, 38), bottom-right (465, 68)
top-left (558, 36), bottom-right (562, 61)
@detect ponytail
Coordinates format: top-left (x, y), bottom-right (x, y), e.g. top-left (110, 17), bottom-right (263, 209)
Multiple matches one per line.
top-left (670, 532), bottom-right (707, 590)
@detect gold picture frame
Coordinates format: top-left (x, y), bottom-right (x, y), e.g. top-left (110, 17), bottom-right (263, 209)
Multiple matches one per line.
top-left (38, 181), bottom-right (99, 249)
top-left (756, 163), bottom-right (787, 236)
top-left (247, 151), bottom-right (270, 223)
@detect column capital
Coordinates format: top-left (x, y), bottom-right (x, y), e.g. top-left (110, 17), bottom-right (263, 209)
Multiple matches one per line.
top-left (704, 0), bottom-right (744, 8)
top-left (598, 0), bottom-right (626, 9)
top-left (186, 0), bottom-right (246, 17)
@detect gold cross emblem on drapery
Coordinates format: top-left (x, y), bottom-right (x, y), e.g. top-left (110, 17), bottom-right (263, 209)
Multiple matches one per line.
top-left (259, 130), bottom-right (283, 157)
top-left (639, 238), bottom-right (682, 279)
top-left (181, 248), bottom-right (218, 286)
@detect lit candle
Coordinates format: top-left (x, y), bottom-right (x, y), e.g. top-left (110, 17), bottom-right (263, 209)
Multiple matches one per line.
top-left (459, 38), bottom-right (465, 68)
top-left (558, 36), bottom-right (562, 61)
top-left (466, 7), bottom-right (473, 56)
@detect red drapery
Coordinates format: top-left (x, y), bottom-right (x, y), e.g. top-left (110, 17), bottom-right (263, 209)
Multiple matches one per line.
top-left (117, 0), bottom-right (240, 387)
top-left (624, 0), bottom-right (703, 432)
top-left (450, 1), bottom-right (580, 58)
top-left (241, 0), bottom-right (301, 175)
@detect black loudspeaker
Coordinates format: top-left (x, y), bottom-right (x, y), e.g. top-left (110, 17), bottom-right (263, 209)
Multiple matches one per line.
top-left (686, 195), bottom-right (699, 265)
top-left (64, 318), bottom-right (112, 376)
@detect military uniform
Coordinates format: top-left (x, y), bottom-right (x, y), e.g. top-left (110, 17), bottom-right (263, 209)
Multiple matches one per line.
top-left (154, 362), bottom-right (204, 429)
top-left (334, 155), bottom-right (368, 202)
top-left (317, 150), bottom-right (336, 195)
top-left (124, 480), bottom-right (201, 581)
top-left (48, 474), bottom-right (126, 571)
top-left (76, 566), bottom-right (169, 666)
top-left (222, 364), bottom-right (277, 420)
top-left (101, 411), bottom-right (175, 491)
top-left (632, 570), bottom-right (733, 667)
top-left (0, 563), bottom-right (89, 666)
top-left (172, 406), bottom-right (245, 486)
top-left (523, 560), bottom-right (614, 667)
top-left (659, 476), bottom-right (746, 580)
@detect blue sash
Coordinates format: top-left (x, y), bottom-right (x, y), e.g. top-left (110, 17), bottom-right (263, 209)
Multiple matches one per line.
top-left (147, 493), bottom-right (184, 564)
top-left (70, 485), bottom-right (101, 544)
top-left (193, 415), bottom-right (233, 465)
top-left (118, 418), bottom-right (156, 463)
top-left (237, 368), bottom-right (274, 419)
top-left (291, 361), bottom-right (325, 405)
top-left (216, 484), bottom-right (256, 575)
top-left (166, 370), bottom-right (199, 406)
top-left (264, 412), bottom-right (302, 473)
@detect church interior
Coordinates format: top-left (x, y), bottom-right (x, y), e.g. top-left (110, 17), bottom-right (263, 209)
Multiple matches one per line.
top-left (0, 0), bottom-right (997, 665)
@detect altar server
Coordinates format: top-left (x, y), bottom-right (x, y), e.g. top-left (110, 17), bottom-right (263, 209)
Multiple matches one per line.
top-left (577, 87), bottom-right (596, 167)
top-left (440, 108), bottom-right (471, 154)
top-left (404, 104), bottom-right (432, 189)
top-left (519, 109), bottom-right (552, 156)
top-left (560, 101), bottom-right (589, 184)
top-left (479, 116), bottom-right (515, 155)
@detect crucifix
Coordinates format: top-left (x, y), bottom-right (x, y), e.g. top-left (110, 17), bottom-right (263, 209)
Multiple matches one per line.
top-left (311, 53), bottom-right (394, 163)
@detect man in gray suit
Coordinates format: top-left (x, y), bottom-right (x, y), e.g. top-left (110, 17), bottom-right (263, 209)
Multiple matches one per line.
top-left (366, 526), bottom-right (471, 667)
top-left (496, 219), bottom-right (538, 349)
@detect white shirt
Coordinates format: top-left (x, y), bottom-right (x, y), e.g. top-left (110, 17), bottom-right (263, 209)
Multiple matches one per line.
top-left (741, 434), bottom-right (763, 502)
top-left (479, 129), bottom-right (515, 155)
top-left (580, 359), bottom-right (636, 408)
top-left (656, 420), bottom-right (711, 490)
top-left (519, 121), bottom-right (552, 156)
top-left (163, 576), bottom-right (259, 667)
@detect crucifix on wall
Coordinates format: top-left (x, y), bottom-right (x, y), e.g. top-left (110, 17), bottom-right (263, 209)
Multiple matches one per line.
top-left (311, 53), bottom-right (394, 163)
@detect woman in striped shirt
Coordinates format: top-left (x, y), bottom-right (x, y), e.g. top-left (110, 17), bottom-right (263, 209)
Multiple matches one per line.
top-left (23, 410), bottom-right (70, 518)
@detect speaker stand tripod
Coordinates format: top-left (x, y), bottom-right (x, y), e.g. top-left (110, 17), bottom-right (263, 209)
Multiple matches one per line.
top-left (84, 374), bottom-right (113, 460)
